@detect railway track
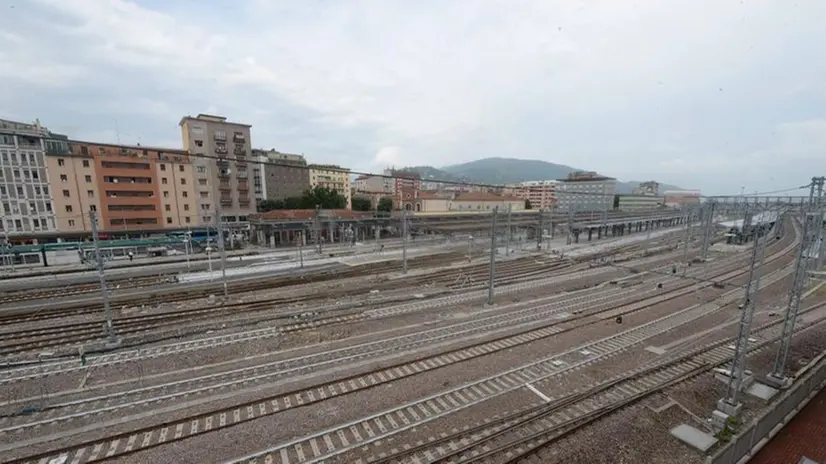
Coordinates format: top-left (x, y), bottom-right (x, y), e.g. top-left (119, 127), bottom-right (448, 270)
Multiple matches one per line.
top-left (0, 236), bottom-right (687, 356)
top-left (2, 221), bottom-right (797, 463)
top-left (0, 274), bottom-right (180, 305)
top-left (389, 300), bottom-right (826, 464)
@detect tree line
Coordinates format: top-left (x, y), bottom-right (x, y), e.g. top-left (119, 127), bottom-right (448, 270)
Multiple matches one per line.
top-left (257, 186), bottom-right (394, 212)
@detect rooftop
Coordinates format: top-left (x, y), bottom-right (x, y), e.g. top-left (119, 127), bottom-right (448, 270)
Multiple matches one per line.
top-left (251, 209), bottom-right (371, 221)
top-left (179, 114), bottom-right (252, 128)
top-left (309, 163), bottom-right (350, 172)
top-left (454, 191), bottom-right (522, 202)
top-left (69, 140), bottom-right (188, 155)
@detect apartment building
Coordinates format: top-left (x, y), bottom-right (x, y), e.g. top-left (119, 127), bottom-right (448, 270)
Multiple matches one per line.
top-left (632, 181), bottom-right (660, 196)
top-left (617, 195), bottom-right (664, 211)
top-left (57, 141), bottom-right (196, 231)
top-left (505, 180), bottom-right (559, 209)
top-left (0, 118), bottom-right (62, 236)
top-left (555, 171), bottom-right (616, 213)
top-left (309, 164), bottom-right (352, 209)
top-left (180, 114), bottom-right (254, 226)
top-left (352, 174), bottom-right (391, 194)
top-left (253, 149), bottom-right (310, 202)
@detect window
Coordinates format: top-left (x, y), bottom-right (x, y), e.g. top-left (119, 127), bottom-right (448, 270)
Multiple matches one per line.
top-left (33, 219), bottom-right (39, 228)
top-left (165, 204), bottom-right (171, 212)
top-left (195, 140), bottom-right (203, 147)
top-left (82, 160), bottom-right (90, 168)
top-left (43, 186), bottom-right (49, 195)
top-left (180, 178), bottom-right (186, 185)
top-left (68, 219), bottom-right (75, 227)
top-left (166, 217), bottom-right (172, 224)
top-left (34, 186), bottom-right (40, 195)
top-left (66, 205), bottom-right (73, 213)
top-left (200, 192), bottom-right (209, 198)
top-left (16, 186), bottom-right (23, 196)
top-left (160, 164), bottom-right (166, 171)
top-left (162, 177), bottom-right (168, 184)
top-left (183, 204), bottom-right (190, 211)
top-left (163, 191), bottom-right (169, 198)
top-left (58, 158), bottom-right (65, 166)
top-left (0, 186), bottom-right (4, 195)
top-left (185, 216), bottom-right (191, 224)
top-left (179, 165), bottom-right (184, 172)
top-left (80, 146), bottom-right (89, 155)
top-left (197, 166), bottom-right (206, 173)
top-left (60, 174), bottom-right (68, 182)
top-left (89, 205), bottom-right (97, 212)
top-left (85, 175), bottom-right (92, 183)
top-left (62, 189), bottom-right (70, 198)
top-left (182, 191), bottom-right (188, 198)
top-left (198, 179), bottom-right (208, 186)
top-left (87, 190), bottom-right (94, 198)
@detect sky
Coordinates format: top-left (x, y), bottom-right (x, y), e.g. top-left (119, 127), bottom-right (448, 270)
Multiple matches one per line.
top-left (1, 0), bottom-right (824, 196)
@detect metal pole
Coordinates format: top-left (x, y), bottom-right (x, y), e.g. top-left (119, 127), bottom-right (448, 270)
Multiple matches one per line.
top-left (402, 210), bottom-right (408, 275)
top-left (90, 210), bottom-right (117, 345)
top-left (537, 207), bottom-right (544, 251)
top-left (487, 206), bottom-right (498, 305)
top-left (468, 235), bottom-right (473, 262)
top-left (722, 209), bottom-right (765, 409)
top-left (769, 210), bottom-right (813, 382)
top-left (682, 206), bottom-right (692, 268)
top-left (812, 177), bottom-right (824, 270)
top-left (550, 204), bottom-right (556, 239)
top-left (505, 204), bottom-right (512, 256)
top-left (701, 201), bottom-right (716, 260)
top-left (299, 231), bottom-right (304, 268)
top-left (315, 205), bottom-right (321, 254)
top-left (213, 194), bottom-right (229, 298)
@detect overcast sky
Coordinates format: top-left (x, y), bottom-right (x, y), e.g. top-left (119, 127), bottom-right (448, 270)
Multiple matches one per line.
top-left (1, 0), bottom-right (824, 195)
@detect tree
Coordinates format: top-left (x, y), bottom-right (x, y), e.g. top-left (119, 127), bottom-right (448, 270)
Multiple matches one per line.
top-left (257, 199), bottom-right (284, 212)
top-left (351, 196), bottom-right (372, 211)
top-left (377, 197), bottom-right (393, 212)
top-left (299, 186), bottom-right (347, 209)
top-left (524, 199), bottom-right (532, 210)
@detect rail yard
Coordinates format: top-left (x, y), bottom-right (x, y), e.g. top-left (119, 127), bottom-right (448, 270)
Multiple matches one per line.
top-left (0, 206), bottom-right (824, 464)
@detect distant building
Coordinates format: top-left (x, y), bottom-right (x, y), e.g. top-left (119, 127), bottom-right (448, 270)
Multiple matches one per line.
top-left (309, 164), bottom-right (352, 209)
top-left (617, 195), bottom-right (664, 212)
top-left (663, 190), bottom-right (701, 207)
top-left (632, 181), bottom-right (660, 196)
top-left (253, 149), bottom-right (309, 202)
top-left (0, 118), bottom-right (64, 235)
top-left (505, 180), bottom-right (559, 209)
top-left (555, 171), bottom-right (616, 213)
top-left (450, 192), bottom-right (525, 212)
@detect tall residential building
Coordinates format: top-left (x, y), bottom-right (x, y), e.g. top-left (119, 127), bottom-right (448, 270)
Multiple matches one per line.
top-left (56, 141), bottom-right (196, 232)
top-left (309, 164), bottom-right (352, 209)
top-left (0, 118), bottom-right (63, 236)
top-left (555, 171), bottom-right (616, 213)
top-left (505, 180), bottom-right (559, 209)
top-left (253, 149), bottom-right (310, 202)
top-left (179, 114), bottom-right (254, 226)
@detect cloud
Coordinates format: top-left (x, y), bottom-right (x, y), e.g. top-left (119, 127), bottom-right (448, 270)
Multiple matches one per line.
top-left (1, 0), bottom-right (824, 195)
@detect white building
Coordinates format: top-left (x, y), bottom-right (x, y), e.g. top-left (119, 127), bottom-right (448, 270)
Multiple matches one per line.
top-left (0, 118), bottom-right (62, 236)
top-left (555, 172), bottom-right (616, 213)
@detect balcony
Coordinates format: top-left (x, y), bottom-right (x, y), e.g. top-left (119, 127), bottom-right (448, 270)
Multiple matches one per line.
top-left (233, 146), bottom-right (245, 155)
top-left (220, 198), bottom-right (233, 206)
top-left (214, 132), bottom-right (227, 142)
top-left (235, 157), bottom-right (247, 166)
top-left (218, 170), bottom-right (230, 179)
top-left (215, 144), bottom-right (228, 155)
top-left (238, 198), bottom-right (251, 207)
top-left (219, 182), bottom-right (231, 191)
top-left (233, 133), bottom-right (245, 143)
top-left (236, 171), bottom-right (248, 179)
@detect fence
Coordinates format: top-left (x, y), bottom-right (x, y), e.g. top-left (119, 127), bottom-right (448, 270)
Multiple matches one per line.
top-left (707, 353), bottom-right (826, 464)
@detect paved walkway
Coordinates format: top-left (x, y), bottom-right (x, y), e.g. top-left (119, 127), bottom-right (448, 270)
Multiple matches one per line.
top-left (750, 386), bottom-right (826, 464)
